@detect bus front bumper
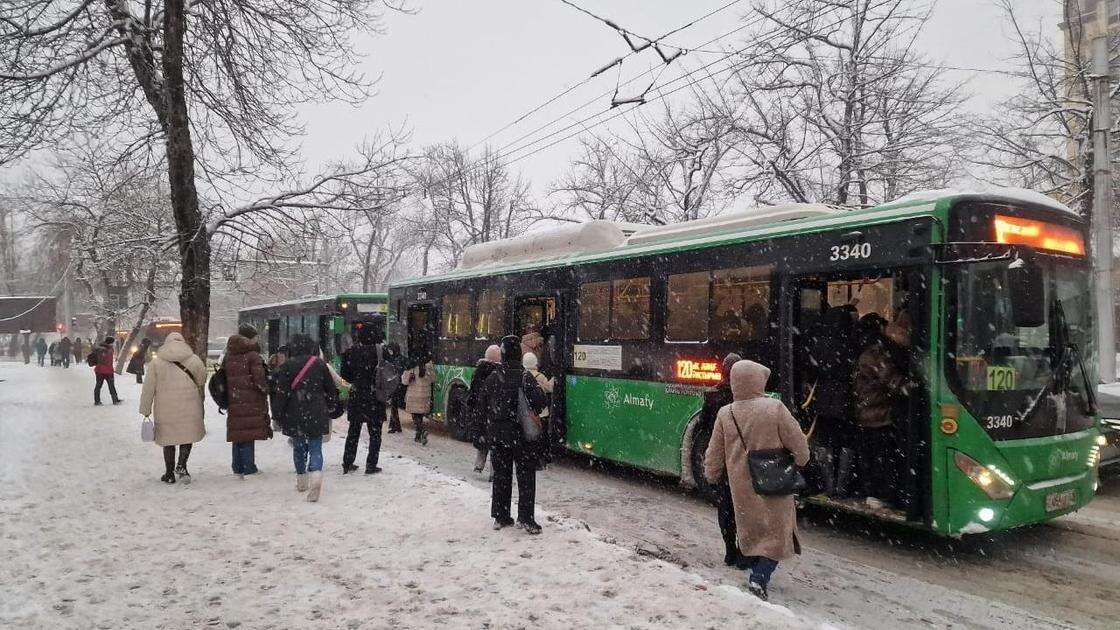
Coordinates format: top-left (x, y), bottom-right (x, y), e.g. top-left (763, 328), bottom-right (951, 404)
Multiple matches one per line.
top-left (983, 470), bottom-right (1097, 533)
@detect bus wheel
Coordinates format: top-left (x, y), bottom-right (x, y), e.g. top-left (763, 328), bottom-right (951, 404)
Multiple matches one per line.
top-left (690, 423), bottom-right (718, 504)
top-left (445, 386), bottom-right (471, 442)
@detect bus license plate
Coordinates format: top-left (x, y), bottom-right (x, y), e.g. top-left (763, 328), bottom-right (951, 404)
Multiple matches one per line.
top-left (1045, 489), bottom-right (1077, 512)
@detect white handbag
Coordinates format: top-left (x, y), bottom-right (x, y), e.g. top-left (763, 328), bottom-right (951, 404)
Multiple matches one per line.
top-left (141, 416), bottom-right (155, 442)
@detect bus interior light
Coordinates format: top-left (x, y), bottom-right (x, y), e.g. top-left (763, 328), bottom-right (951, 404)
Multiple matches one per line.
top-left (993, 215), bottom-right (1085, 255)
top-left (953, 451), bottom-right (1015, 500)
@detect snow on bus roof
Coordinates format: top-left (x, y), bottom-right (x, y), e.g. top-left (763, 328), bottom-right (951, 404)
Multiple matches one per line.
top-left (239, 293), bottom-right (387, 314)
top-left (886, 187), bottom-right (1076, 215)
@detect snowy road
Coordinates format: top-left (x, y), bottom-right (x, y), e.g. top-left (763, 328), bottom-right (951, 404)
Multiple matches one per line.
top-left (387, 406), bottom-right (1120, 629)
top-left (4, 362), bottom-right (1118, 629)
top-left (0, 361), bottom-right (817, 630)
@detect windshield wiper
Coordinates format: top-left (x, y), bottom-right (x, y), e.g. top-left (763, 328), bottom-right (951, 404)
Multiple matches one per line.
top-left (1053, 298), bottom-right (1097, 414)
top-left (1016, 298), bottom-right (1096, 423)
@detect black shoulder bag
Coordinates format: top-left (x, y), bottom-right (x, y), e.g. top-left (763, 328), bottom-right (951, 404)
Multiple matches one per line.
top-left (729, 408), bottom-right (805, 497)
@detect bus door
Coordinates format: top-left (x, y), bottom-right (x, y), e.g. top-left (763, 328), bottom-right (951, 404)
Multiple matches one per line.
top-left (406, 303), bottom-right (437, 360)
top-left (514, 294), bottom-right (567, 439)
top-left (789, 268), bottom-right (928, 520)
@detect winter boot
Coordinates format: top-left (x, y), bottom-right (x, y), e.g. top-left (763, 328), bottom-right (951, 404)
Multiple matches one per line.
top-left (175, 466), bottom-right (191, 485)
top-left (306, 471), bottom-right (323, 502)
top-left (832, 448), bottom-right (856, 499)
top-left (747, 580), bottom-right (768, 602)
top-left (296, 474), bottom-right (309, 492)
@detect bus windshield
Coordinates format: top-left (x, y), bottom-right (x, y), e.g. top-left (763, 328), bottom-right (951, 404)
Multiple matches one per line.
top-left (949, 260), bottom-right (1096, 440)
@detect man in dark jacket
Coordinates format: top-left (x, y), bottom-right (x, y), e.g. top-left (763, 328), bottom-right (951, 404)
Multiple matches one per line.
top-left (34, 337), bottom-right (47, 366)
top-left (340, 324), bottom-right (383, 474)
top-left (224, 325), bottom-right (271, 477)
top-left (272, 334), bottom-right (338, 502)
top-left (59, 336), bottom-right (72, 368)
top-left (483, 335), bottom-right (547, 534)
top-left (93, 336), bottom-right (121, 405)
top-left (700, 352), bottom-right (743, 567)
top-left (126, 338), bottom-right (152, 383)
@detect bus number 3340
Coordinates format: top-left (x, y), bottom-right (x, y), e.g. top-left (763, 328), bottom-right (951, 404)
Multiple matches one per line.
top-left (829, 242), bottom-right (873, 261)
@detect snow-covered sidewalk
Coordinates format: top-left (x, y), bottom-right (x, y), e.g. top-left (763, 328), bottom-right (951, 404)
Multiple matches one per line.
top-left (0, 362), bottom-right (813, 629)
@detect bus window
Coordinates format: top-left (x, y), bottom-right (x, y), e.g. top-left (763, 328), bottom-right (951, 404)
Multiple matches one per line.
top-left (827, 277), bottom-right (894, 320)
top-left (578, 281), bottom-right (611, 340)
top-left (441, 294), bottom-right (471, 339)
top-left (475, 289), bottom-right (505, 339)
top-left (611, 277), bottom-right (650, 340)
top-left (666, 271), bottom-right (710, 342)
top-left (711, 265), bottom-right (772, 342)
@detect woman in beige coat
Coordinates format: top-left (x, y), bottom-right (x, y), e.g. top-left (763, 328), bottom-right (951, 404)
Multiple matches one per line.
top-left (139, 332), bottom-right (208, 484)
top-left (703, 359), bottom-right (810, 601)
top-left (401, 356), bottom-right (435, 445)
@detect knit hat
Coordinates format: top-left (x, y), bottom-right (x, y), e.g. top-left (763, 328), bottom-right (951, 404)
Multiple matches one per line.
top-left (523, 352), bottom-right (539, 371)
top-left (500, 335), bottom-right (522, 362)
top-left (237, 323), bottom-right (259, 339)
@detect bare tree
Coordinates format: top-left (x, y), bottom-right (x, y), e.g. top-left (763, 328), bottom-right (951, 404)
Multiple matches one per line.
top-left (411, 142), bottom-right (536, 270)
top-left (970, 0), bottom-right (1120, 219)
top-left (720, 0), bottom-right (966, 206)
top-left (1, 0), bottom-right (411, 353)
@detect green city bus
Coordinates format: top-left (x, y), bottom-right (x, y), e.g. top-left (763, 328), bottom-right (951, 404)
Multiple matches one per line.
top-left (238, 293), bottom-right (388, 370)
top-left (386, 191), bottom-right (1104, 536)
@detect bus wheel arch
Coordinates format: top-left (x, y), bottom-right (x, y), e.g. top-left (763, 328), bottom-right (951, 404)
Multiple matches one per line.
top-left (680, 413), bottom-right (718, 503)
top-left (443, 382), bottom-right (471, 442)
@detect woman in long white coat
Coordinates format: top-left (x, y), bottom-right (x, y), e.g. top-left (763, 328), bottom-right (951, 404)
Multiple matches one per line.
top-left (139, 332), bottom-right (208, 484)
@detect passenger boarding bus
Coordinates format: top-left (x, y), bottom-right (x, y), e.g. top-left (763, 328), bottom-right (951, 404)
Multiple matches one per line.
top-left (237, 293), bottom-right (388, 370)
top-left (387, 190), bottom-right (1104, 537)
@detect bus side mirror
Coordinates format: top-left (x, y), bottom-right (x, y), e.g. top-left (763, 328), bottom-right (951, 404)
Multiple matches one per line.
top-left (1009, 260), bottom-right (1045, 328)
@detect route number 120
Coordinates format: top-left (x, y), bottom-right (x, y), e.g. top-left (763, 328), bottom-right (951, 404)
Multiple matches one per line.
top-left (829, 243), bottom-right (872, 261)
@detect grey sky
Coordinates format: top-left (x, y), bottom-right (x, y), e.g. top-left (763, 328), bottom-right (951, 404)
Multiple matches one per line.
top-left (296, 0), bottom-right (1061, 195)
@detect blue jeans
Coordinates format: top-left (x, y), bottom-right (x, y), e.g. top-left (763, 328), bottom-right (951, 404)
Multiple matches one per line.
top-left (747, 556), bottom-right (779, 587)
top-left (292, 437), bottom-right (323, 474)
top-left (231, 441), bottom-right (258, 475)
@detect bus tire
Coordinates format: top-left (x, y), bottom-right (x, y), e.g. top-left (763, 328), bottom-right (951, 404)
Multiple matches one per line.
top-left (689, 422), bottom-right (718, 504)
top-left (445, 385), bottom-right (471, 442)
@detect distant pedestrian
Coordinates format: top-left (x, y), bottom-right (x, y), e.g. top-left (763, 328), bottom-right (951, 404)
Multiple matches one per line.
top-left (340, 324), bottom-right (384, 474)
top-left (401, 353), bottom-right (435, 445)
top-left (224, 325), bottom-right (272, 478)
top-left (139, 332), bottom-right (207, 484)
top-left (34, 336), bottom-right (47, 366)
top-left (48, 342), bottom-right (59, 366)
top-left (377, 342), bottom-right (405, 434)
top-left (72, 338), bottom-right (85, 366)
top-left (91, 336), bottom-right (122, 405)
top-left (704, 360), bottom-right (810, 602)
top-left (699, 352), bottom-right (743, 568)
top-left (522, 351), bottom-right (554, 468)
top-left (483, 335), bottom-right (547, 534)
top-left (21, 335), bottom-right (31, 364)
top-left (467, 345), bottom-right (501, 473)
top-left (271, 334), bottom-right (338, 502)
top-left (59, 336), bottom-right (72, 368)
top-left (126, 338), bottom-right (152, 384)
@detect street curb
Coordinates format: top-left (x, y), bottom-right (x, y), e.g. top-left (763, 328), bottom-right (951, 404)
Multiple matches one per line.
top-left (1045, 513), bottom-right (1120, 542)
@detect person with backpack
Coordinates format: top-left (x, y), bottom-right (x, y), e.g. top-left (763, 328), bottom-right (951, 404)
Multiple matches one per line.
top-left (377, 342), bottom-right (405, 434)
top-left (340, 324), bottom-right (383, 474)
top-left (90, 336), bottom-right (122, 405)
top-left (139, 332), bottom-right (208, 484)
top-left (126, 338), bottom-right (152, 384)
top-left (482, 336), bottom-right (547, 534)
top-left (401, 352), bottom-right (435, 445)
top-left (220, 325), bottom-right (272, 477)
top-left (271, 334), bottom-right (338, 502)
top-left (34, 336), bottom-right (47, 366)
top-left (703, 359), bottom-right (810, 602)
top-left (467, 345), bottom-right (501, 474)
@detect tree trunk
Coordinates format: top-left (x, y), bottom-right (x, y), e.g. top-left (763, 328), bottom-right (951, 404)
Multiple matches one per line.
top-left (163, 0), bottom-right (210, 356)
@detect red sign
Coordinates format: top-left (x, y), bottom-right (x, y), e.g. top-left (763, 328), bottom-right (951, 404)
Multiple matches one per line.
top-left (675, 359), bottom-right (722, 383)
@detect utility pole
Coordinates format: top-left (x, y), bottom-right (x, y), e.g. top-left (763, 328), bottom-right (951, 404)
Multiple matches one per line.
top-left (1093, 33), bottom-right (1115, 384)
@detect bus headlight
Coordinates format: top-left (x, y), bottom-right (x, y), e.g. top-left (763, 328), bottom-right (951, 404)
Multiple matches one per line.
top-left (953, 451), bottom-right (1015, 500)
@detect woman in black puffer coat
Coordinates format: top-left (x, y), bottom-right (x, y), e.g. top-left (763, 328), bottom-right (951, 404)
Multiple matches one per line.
top-left (466, 344), bottom-right (501, 473)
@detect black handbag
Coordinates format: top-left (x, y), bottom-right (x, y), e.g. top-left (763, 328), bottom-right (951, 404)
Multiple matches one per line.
top-left (730, 409), bottom-right (806, 497)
